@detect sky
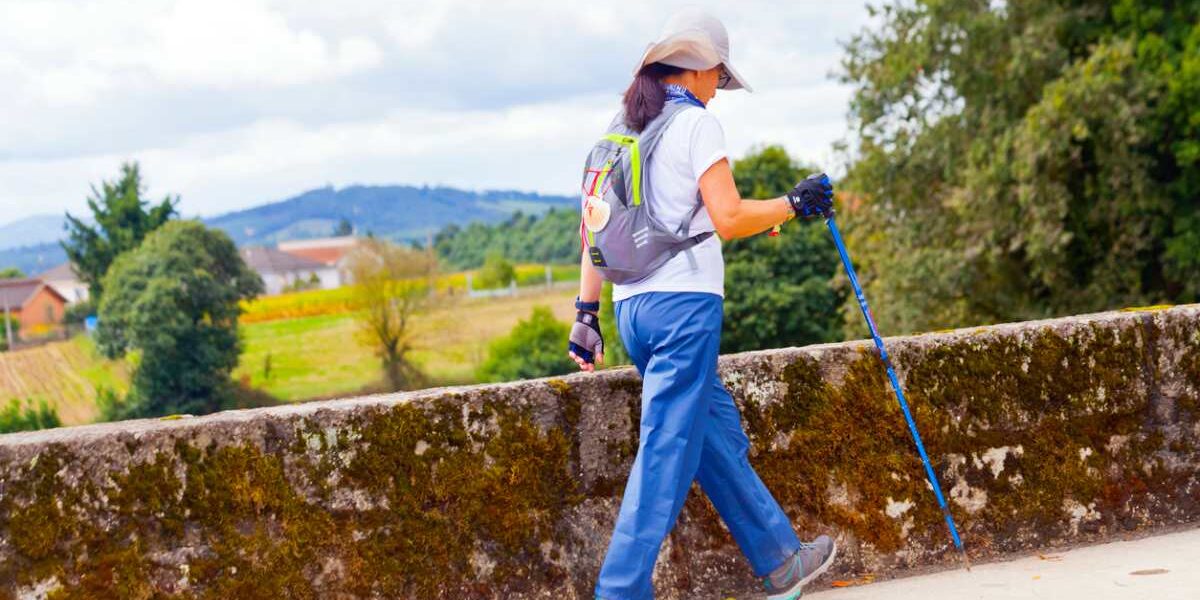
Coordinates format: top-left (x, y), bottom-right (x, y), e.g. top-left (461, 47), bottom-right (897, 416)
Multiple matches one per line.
top-left (0, 0), bottom-right (873, 225)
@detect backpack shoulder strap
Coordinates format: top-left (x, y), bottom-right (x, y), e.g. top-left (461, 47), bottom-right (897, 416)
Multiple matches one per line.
top-left (635, 102), bottom-right (692, 157)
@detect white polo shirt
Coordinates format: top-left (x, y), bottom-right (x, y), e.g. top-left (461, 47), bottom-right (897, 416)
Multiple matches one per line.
top-left (612, 105), bottom-right (726, 302)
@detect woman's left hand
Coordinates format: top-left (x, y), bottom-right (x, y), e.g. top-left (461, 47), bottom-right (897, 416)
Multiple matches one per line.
top-left (567, 311), bottom-right (605, 372)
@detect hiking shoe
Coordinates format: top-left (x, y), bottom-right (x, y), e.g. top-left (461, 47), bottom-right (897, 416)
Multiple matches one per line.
top-left (763, 535), bottom-right (837, 600)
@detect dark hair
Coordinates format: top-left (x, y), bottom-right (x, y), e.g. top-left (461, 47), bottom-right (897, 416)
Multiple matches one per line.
top-left (623, 62), bottom-right (685, 131)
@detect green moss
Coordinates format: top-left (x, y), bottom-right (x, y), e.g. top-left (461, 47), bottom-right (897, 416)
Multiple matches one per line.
top-left (744, 321), bottom-right (1163, 557)
top-left (0, 394), bottom-right (580, 598)
top-left (749, 350), bottom-right (917, 552)
top-left (336, 399), bottom-right (580, 596)
top-left (4, 446), bottom-right (90, 588)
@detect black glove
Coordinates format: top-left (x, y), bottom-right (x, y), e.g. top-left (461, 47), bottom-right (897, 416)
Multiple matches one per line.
top-left (786, 172), bottom-right (834, 219)
top-left (568, 311), bottom-right (604, 366)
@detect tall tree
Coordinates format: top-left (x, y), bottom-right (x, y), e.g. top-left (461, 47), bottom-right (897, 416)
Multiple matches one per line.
top-left (841, 0), bottom-right (1200, 333)
top-left (62, 162), bottom-right (178, 299)
top-left (97, 220), bottom-right (262, 419)
top-left (347, 238), bottom-right (436, 391)
top-left (721, 146), bottom-right (845, 353)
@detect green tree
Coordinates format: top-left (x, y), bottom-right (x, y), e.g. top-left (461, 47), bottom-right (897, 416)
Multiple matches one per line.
top-left (721, 146), bottom-right (845, 353)
top-left (63, 162), bottom-right (178, 300)
top-left (0, 398), bottom-right (61, 433)
top-left (477, 306), bottom-right (576, 382)
top-left (333, 217), bottom-right (353, 236)
top-left (841, 0), bottom-right (1200, 333)
top-left (0, 267), bottom-right (23, 279)
top-left (475, 251), bottom-right (516, 289)
top-left (97, 220), bottom-right (262, 418)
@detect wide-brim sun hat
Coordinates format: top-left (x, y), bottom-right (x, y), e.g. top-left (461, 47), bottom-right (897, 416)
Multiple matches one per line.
top-left (634, 9), bottom-right (753, 92)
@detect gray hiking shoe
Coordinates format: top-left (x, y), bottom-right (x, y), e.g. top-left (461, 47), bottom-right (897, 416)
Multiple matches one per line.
top-left (763, 535), bottom-right (837, 600)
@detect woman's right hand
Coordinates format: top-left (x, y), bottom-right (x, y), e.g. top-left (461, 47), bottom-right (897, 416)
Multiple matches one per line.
top-left (786, 172), bottom-right (835, 219)
top-left (567, 311), bottom-right (605, 372)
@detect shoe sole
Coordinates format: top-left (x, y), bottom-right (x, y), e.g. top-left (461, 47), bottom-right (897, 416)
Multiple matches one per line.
top-left (765, 541), bottom-right (838, 600)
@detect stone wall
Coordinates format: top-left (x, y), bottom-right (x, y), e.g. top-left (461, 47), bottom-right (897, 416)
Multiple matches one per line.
top-left (1, 305), bottom-right (1198, 599)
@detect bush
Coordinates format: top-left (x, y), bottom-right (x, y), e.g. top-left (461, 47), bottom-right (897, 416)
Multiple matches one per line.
top-left (475, 252), bottom-right (515, 289)
top-left (477, 306), bottom-right (575, 383)
top-left (96, 385), bottom-right (131, 422)
top-left (0, 398), bottom-right (61, 433)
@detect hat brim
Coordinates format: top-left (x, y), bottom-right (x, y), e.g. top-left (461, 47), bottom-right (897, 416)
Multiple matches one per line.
top-left (635, 31), bottom-right (753, 93)
top-left (718, 61), bottom-right (752, 92)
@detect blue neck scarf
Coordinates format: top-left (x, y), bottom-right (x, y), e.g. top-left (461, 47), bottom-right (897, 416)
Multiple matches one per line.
top-left (664, 83), bottom-right (705, 108)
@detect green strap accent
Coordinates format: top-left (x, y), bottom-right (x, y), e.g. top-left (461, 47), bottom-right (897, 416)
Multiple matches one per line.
top-left (593, 161), bottom-right (612, 197)
top-left (603, 134), bottom-right (642, 206)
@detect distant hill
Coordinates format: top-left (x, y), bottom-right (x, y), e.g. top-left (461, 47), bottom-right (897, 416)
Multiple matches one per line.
top-left (0, 242), bottom-right (66, 276)
top-left (0, 215), bottom-right (70, 251)
top-left (0, 184), bottom-right (576, 272)
top-left (206, 184), bottom-right (575, 247)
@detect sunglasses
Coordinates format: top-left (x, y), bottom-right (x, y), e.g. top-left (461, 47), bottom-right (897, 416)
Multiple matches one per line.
top-left (717, 65), bottom-right (732, 88)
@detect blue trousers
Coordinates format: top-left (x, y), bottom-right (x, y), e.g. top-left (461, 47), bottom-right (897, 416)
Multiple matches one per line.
top-left (595, 292), bottom-right (801, 600)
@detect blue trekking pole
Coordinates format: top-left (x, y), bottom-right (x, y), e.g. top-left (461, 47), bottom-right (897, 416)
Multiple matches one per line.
top-left (824, 212), bottom-right (971, 571)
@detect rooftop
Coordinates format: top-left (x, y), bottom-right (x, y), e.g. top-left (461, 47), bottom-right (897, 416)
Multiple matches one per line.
top-left (0, 278), bottom-right (64, 309)
top-left (36, 262), bottom-right (81, 281)
top-left (239, 246), bottom-right (327, 274)
top-left (276, 236), bottom-right (360, 266)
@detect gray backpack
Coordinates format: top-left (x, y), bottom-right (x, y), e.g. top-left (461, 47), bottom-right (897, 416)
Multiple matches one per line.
top-left (580, 102), bottom-right (714, 284)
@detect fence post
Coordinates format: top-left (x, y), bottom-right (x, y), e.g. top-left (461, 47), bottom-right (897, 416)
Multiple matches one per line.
top-left (3, 300), bottom-right (12, 351)
top-left (545, 264), bottom-right (552, 288)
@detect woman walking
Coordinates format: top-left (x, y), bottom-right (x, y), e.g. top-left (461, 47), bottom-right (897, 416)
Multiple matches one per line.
top-left (567, 9), bottom-right (837, 600)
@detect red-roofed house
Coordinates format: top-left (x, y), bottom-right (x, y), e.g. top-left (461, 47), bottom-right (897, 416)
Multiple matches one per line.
top-left (0, 278), bottom-right (67, 336)
top-left (277, 236), bottom-right (359, 269)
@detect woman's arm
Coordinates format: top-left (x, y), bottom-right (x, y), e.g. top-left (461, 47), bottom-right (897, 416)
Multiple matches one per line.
top-left (569, 250), bottom-right (604, 372)
top-left (578, 250), bottom-right (602, 307)
top-left (698, 158), bottom-right (793, 239)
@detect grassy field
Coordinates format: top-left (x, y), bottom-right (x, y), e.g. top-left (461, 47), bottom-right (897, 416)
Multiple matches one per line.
top-left (0, 336), bottom-right (128, 425)
top-left (234, 286), bottom-right (578, 400)
top-left (0, 276), bottom-right (580, 424)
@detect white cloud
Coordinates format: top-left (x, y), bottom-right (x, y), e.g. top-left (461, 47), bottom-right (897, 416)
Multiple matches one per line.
top-left (140, 0), bottom-right (383, 88)
top-left (0, 0), bottom-right (384, 106)
top-left (0, 0), bottom-right (873, 224)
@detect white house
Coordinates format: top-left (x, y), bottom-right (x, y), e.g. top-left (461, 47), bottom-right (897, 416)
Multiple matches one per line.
top-left (239, 247), bottom-right (341, 295)
top-left (35, 262), bottom-right (89, 304)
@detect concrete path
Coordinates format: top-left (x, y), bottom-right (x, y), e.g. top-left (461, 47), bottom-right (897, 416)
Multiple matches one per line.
top-left (809, 527), bottom-right (1200, 600)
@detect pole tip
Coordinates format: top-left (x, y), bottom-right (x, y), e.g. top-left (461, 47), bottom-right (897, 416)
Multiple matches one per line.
top-left (959, 548), bottom-right (972, 572)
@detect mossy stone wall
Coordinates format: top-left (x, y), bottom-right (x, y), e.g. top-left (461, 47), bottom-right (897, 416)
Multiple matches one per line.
top-left (1, 305), bottom-right (1198, 599)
